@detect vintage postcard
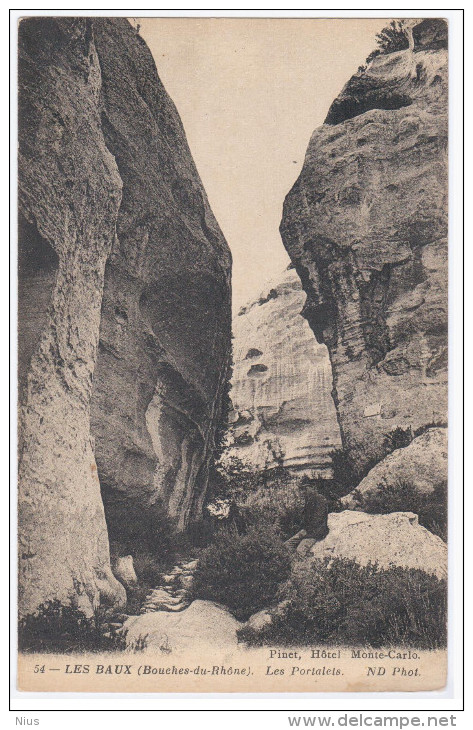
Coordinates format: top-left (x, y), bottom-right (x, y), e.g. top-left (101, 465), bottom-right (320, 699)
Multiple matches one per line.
top-left (16, 16), bottom-right (449, 693)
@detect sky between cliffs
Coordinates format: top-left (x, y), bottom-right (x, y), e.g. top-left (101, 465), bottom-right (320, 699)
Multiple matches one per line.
top-left (138, 18), bottom-right (387, 313)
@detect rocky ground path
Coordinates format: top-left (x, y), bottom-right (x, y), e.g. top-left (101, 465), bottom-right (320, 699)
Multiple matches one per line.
top-left (101, 557), bottom-right (199, 643)
top-left (140, 559), bottom-right (199, 614)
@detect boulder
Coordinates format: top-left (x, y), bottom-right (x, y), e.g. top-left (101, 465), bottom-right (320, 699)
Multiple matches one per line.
top-left (245, 600), bottom-right (289, 635)
top-left (245, 608), bottom-right (273, 633)
top-left (307, 510), bottom-right (447, 579)
top-left (413, 18), bottom-right (448, 51)
top-left (181, 560), bottom-right (199, 572)
top-left (124, 600), bottom-right (241, 653)
top-left (280, 19), bottom-right (448, 476)
top-left (296, 538), bottom-right (317, 556)
top-left (113, 556), bottom-right (137, 587)
top-left (342, 428), bottom-right (447, 507)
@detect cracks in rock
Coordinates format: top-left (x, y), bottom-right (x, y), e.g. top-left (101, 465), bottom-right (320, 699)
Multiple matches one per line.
top-left (358, 263), bottom-right (393, 367)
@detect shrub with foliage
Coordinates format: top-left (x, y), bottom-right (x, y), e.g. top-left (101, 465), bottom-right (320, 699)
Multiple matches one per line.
top-left (192, 524), bottom-right (291, 620)
top-left (132, 552), bottom-right (164, 586)
top-left (208, 457), bottom-right (342, 540)
top-left (383, 426), bottom-right (413, 453)
top-left (375, 20), bottom-right (410, 54)
top-left (351, 480), bottom-right (447, 541)
top-left (362, 20), bottom-right (410, 69)
top-left (207, 455), bottom-right (261, 503)
top-left (414, 420), bottom-right (448, 438)
top-left (18, 600), bottom-right (139, 653)
top-left (330, 448), bottom-right (358, 494)
top-left (238, 557), bottom-right (447, 649)
top-left (241, 471), bottom-right (303, 536)
top-left (207, 456), bottom-right (302, 537)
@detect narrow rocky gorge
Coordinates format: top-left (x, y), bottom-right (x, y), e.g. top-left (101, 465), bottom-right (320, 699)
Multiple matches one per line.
top-left (18, 17), bottom-right (231, 617)
top-left (17, 17), bottom-right (449, 661)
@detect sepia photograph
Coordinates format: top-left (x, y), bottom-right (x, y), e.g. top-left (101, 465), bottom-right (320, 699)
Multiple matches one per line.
top-left (14, 13), bottom-right (454, 696)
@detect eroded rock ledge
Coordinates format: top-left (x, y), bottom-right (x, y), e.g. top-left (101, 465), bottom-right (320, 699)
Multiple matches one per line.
top-left (280, 19), bottom-right (448, 474)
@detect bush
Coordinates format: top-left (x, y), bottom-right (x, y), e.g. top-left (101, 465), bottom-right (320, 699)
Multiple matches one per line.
top-left (238, 557), bottom-right (447, 649)
top-left (192, 524), bottom-right (291, 620)
top-left (208, 458), bottom-right (308, 539)
top-left (124, 583), bottom-right (152, 617)
top-left (330, 448), bottom-right (357, 494)
top-left (132, 552), bottom-right (164, 586)
top-left (351, 480), bottom-right (447, 541)
top-left (375, 20), bottom-right (410, 54)
top-left (383, 426), bottom-right (413, 453)
top-left (241, 475), bottom-right (303, 538)
top-left (207, 455), bottom-right (261, 503)
top-left (414, 420), bottom-right (448, 438)
top-left (18, 600), bottom-right (133, 653)
top-left (364, 21), bottom-right (409, 67)
top-left (182, 518), bottom-right (215, 548)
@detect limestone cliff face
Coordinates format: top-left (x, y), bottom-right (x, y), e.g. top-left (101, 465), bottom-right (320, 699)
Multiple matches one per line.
top-left (18, 18), bottom-right (126, 616)
top-left (227, 267), bottom-right (341, 474)
top-left (89, 20), bottom-right (231, 532)
top-left (18, 17), bottom-right (231, 615)
top-left (280, 19), bottom-right (448, 474)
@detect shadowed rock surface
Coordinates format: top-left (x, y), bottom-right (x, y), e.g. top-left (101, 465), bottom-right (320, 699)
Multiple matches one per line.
top-left (280, 19), bottom-right (448, 474)
top-left (89, 19), bottom-right (231, 532)
top-left (228, 267), bottom-right (341, 475)
top-left (18, 18), bottom-right (231, 615)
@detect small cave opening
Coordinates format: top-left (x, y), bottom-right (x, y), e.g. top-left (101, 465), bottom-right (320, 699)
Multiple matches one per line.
top-left (325, 91), bottom-right (413, 126)
top-left (247, 363), bottom-right (268, 376)
top-left (244, 348), bottom-right (263, 360)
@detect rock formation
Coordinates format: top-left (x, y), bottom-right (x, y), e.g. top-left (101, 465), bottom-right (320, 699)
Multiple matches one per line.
top-left (124, 600), bottom-right (241, 653)
top-left (300, 510), bottom-right (447, 579)
top-left (280, 19), bottom-right (448, 475)
top-left (89, 19), bottom-right (231, 532)
top-left (227, 267), bottom-right (341, 475)
top-left (140, 559), bottom-right (198, 613)
top-left (18, 18), bottom-right (231, 616)
top-left (18, 17), bottom-right (127, 617)
top-left (112, 556), bottom-right (138, 588)
top-left (341, 427), bottom-right (447, 507)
